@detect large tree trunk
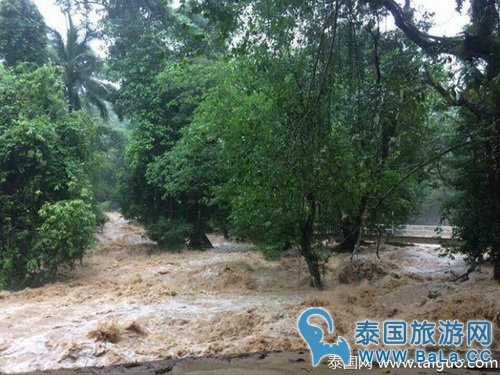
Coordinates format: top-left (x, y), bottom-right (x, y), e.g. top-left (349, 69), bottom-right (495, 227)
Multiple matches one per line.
top-left (187, 231), bottom-right (213, 249)
top-left (306, 259), bottom-right (323, 290)
top-left (490, 152), bottom-right (500, 282)
top-left (340, 223), bottom-right (359, 252)
top-left (493, 163), bottom-right (500, 282)
top-left (490, 121), bottom-right (500, 282)
top-left (187, 203), bottom-right (213, 250)
top-left (494, 252), bottom-right (500, 282)
top-left (340, 195), bottom-right (368, 253)
top-left (300, 199), bottom-right (323, 290)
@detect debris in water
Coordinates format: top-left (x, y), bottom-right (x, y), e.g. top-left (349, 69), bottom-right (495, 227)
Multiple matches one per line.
top-left (125, 321), bottom-right (146, 336)
top-left (0, 213), bottom-right (498, 374)
top-left (338, 259), bottom-right (386, 284)
top-left (88, 321), bottom-right (121, 343)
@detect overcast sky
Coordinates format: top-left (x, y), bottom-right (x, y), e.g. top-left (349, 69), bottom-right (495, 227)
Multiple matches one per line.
top-left (32, 0), bottom-right (470, 54)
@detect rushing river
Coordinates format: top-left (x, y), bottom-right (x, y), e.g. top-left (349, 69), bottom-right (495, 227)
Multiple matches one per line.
top-left (0, 213), bottom-right (497, 373)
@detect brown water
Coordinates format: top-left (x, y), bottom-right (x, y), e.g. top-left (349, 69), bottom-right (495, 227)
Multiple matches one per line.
top-left (0, 213), bottom-right (498, 373)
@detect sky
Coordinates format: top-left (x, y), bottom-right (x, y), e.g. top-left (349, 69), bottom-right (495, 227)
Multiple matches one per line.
top-left (397, 0), bottom-right (470, 36)
top-left (33, 0), bottom-right (67, 34)
top-left (33, 0), bottom-right (471, 54)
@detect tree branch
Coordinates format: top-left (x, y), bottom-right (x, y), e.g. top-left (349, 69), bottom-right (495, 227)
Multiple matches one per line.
top-left (368, 0), bottom-right (490, 61)
top-left (373, 138), bottom-right (483, 212)
top-left (424, 70), bottom-right (484, 117)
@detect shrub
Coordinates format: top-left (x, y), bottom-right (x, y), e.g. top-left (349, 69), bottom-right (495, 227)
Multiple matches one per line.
top-left (0, 65), bottom-right (100, 288)
top-left (29, 199), bottom-right (96, 282)
top-left (145, 217), bottom-right (192, 251)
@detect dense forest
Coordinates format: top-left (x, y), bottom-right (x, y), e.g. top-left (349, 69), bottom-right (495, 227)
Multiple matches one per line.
top-left (0, 0), bottom-right (499, 291)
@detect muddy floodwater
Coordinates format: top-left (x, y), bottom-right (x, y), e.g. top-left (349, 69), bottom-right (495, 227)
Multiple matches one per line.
top-left (0, 213), bottom-right (499, 374)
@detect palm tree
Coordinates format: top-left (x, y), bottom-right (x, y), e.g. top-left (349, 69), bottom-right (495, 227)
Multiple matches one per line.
top-left (49, 13), bottom-right (115, 120)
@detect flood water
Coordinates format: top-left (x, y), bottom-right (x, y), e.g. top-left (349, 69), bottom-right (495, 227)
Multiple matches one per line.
top-left (0, 213), bottom-right (498, 373)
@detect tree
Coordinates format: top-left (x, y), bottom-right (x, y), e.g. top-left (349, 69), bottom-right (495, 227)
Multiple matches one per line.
top-left (95, 0), bottom-right (230, 249)
top-left (190, 56), bottom-right (331, 287)
top-left (49, 13), bottom-right (114, 119)
top-left (332, 22), bottom-right (436, 253)
top-left (0, 65), bottom-right (100, 288)
top-left (90, 121), bottom-right (127, 207)
top-left (366, 0), bottom-right (500, 281)
top-left (169, 0), bottom-right (435, 289)
top-left (97, 0), bottom-right (176, 120)
top-left (119, 58), bottom-right (223, 249)
top-left (0, 0), bottom-right (48, 67)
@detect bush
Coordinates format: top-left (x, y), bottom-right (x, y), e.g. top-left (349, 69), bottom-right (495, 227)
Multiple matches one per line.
top-left (29, 199), bottom-right (96, 282)
top-left (0, 65), bottom-right (101, 288)
top-left (145, 217), bottom-right (192, 251)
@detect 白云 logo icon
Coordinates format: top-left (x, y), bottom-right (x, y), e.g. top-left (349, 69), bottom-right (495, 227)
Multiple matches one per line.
top-left (297, 307), bottom-right (351, 366)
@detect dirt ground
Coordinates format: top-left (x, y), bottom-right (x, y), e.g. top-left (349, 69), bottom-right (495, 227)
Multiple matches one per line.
top-left (0, 213), bottom-right (499, 374)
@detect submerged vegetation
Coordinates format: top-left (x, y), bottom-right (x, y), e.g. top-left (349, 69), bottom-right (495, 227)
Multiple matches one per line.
top-left (0, 0), bottom-right (499, 289)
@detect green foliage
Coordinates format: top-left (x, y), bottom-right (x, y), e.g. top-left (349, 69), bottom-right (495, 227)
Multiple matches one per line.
top-left (159, 3), bottom-right (437, 287)
top-left (0, 0), bottom-right (48, 67)
top-left (442, 109), bottom-right (499, 265)
top-left (55, 0), bottom-right (500, 284)
top-left (118, 58), bottom-right (224, 249)
top-left (96, 0), bottom-right (234, 249)
top-left (422, 0), bottom-right (500, 276)
top-left (100, 0), bottom-right (174, 120)
top-left (0, 63), bottom-right (66, 125)
top-left (145, 217), bottom-right (192, 250)
top-left (31, 199), bottom-right (96, 279)
top-left (91, 124), bottom-right (128, 207)
top-left (49, 13), bottom-right (115, 118)
top-left (0, 65), bottom-right (100, 289)
top-left (188, 58), bottom-right (301, 249)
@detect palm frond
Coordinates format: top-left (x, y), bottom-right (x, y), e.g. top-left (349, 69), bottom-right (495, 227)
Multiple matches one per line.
top-left (48, 12), bottom-right (115, 120)
top-left (85, 91), bottom-right (109, 121)
top-left (48, 27), bottom-right (67, 63)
